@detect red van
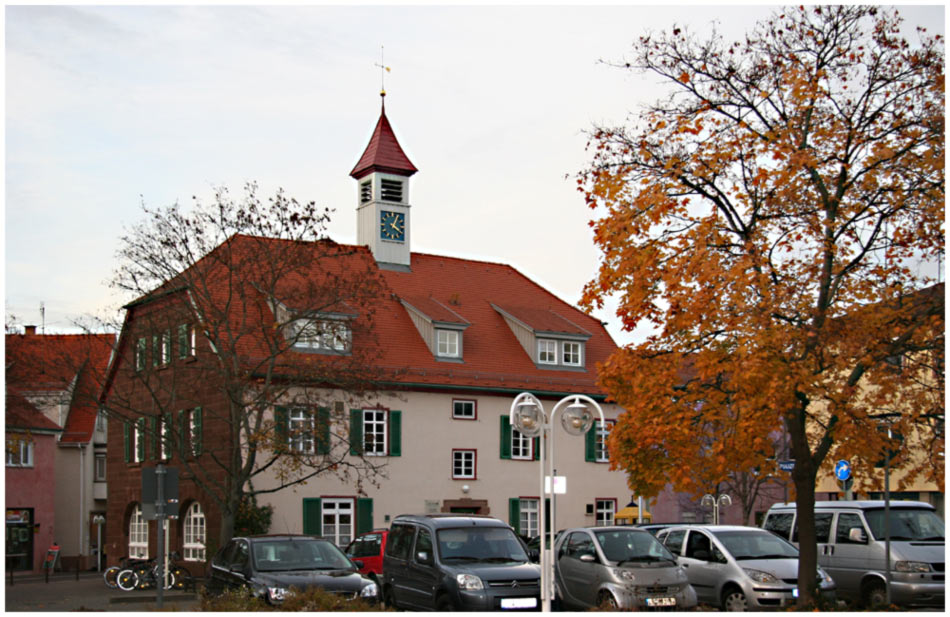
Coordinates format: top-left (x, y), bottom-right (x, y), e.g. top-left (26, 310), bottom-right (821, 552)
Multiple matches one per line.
top-left (345, 530), bottom-right (388, 582)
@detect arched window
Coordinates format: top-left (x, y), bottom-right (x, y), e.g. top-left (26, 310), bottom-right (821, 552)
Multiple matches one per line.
top-left (183, 502), bottom-right (206, 561)
top-left (129, 504), bottom-right (148, 558)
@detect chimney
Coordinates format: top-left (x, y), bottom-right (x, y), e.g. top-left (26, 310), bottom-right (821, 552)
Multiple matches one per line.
top-left (24, 325), bottom-right (37, 335)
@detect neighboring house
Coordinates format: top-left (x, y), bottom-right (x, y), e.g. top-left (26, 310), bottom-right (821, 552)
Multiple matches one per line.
top-left (5, 328), bottom-right (116, 570)
top-left (100, 98), bottom-right (631, 569)
top-left (5, 390), bottom-right (62, 571)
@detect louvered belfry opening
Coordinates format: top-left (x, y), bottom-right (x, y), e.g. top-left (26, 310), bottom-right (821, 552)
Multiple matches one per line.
top-left (380, 179), bottom-right (403, 203)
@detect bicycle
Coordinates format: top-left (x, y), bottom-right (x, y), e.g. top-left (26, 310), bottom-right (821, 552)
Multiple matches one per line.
top-left (104, 556), bottom-right (149, 589)
top-left (117, 553), bottom-right (191, 591)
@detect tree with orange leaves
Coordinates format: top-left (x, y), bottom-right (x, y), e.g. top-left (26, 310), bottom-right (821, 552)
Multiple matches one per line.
top-left (580, 6), bottom-right (943, 607)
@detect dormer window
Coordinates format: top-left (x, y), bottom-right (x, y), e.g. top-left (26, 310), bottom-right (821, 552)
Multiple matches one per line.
top-left (292, 318), bottom-right (351, 353)
top-left (537, 339), bottom-right (558, 365)
top-left (437, 329), bottom-right (460, 358)
top-left (380, 179), bottom-right (403, 202)
top-left (562, 341), bottom-right (582, 366)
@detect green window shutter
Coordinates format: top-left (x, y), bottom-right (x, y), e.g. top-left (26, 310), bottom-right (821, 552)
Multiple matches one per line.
top-left (585, 422), bottom-right (597, 462)
top-left (274, 406), bottom-right (288, 453)
top-left (500, 416), bottom-right (512, 459)
top-left (356, 498), bottom-right (374, 535)
top-left (193, 407), bottom-right (203, 456)
top-left (389, 411), bottom-right (401, 457)
top-left (349, 410), bottom-right (363, 456)
top-left (150, 416), bottom-right (159, 460)
top-left (302, 498), bottom-right (322, 535)
top-left (123, 422), bottom-right (131, 463)
top-left (533, 437), bottom-right (541, 461)
top-left (178, 410), bottom-right (187, 458)
top-left (315, 407), bottom-right (331, 455)
top-left (509, 498), bottom-right (521, 535)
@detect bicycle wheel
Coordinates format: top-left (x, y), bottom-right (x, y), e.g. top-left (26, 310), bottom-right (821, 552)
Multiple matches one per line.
top-left (169, 566), bottom-right (189, 590)
top-left (160, 568), bottom-right (176, 590)
top-left (116, 568), bottom-right (139, 592)
top-left (134, 566), bottom-right (152, 590)
top-left (103, 565), bottom-right (121, 589)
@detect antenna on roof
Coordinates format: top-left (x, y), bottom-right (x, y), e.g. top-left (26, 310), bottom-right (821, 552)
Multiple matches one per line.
top-left (374, 45), bottom-right (390, 103)
top-left (40, 302), bottom-right (45, 334)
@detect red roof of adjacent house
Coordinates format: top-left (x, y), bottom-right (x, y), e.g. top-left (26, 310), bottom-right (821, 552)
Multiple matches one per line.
top-left (5, 332), bottom-right (115, 443)
top-left (349, 102), bottom-right (418, 179)
top-left (5, 391), bottom-right (62, 433)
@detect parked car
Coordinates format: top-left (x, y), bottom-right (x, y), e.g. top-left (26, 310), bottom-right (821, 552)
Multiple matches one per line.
top-left (344, 529), bottom-right (388, 582)
top-left (206, 534), bottom-right (379, 605)
top-left (657, 525), bottom-right (836, 610)
top-left (554, 525), bottom-right (697, 610)
top-left (381, 513), bottom-right (541, 610)
top-left (763, 501), bottom-right (945, 609)
top-left (636, 523), bottom-right (694, 536)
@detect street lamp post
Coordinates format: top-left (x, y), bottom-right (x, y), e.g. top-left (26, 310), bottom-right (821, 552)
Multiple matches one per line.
top-left (872, 411), bottom-right (901, 607)
top-left (510, 392), bottom-right (605, 612)
top-left (701, 493), bottom-right (732, 525)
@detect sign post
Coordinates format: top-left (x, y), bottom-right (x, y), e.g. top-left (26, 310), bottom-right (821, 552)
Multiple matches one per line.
top-left (834, 460), bottom-right (852, 500)
top-left (142, 465), bottom-right (179, 608)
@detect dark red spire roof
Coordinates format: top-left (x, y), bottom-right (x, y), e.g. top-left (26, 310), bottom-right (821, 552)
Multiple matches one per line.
top-left (350, 100), bottom-right (418, 179)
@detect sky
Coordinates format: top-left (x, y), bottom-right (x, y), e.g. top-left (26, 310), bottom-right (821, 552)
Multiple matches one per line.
top-left (4, 3), bottom-right (946, 347)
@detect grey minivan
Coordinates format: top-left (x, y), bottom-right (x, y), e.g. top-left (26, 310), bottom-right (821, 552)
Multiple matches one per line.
top-left (381, 514), bottom-right (541, 611)
top-left (657, 525), bottom-right (836, 610)
top-left (763, 501), bottom-right (944, 609)
top-left (554, 526), bottom-right (697, 610)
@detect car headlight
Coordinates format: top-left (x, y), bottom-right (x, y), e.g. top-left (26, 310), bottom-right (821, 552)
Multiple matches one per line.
top-left (742, 568), bottom-right (779, 583)
top-left (267, 586), bottom-right (290, 602)
top-left (612, 568), bottom-right (636, 583)
top-left (361, 582), bottom-right (379, 598)
top-left (895, 561), bottom-right (932, 573)
top-left (457, 573), bottom-right (484, 591)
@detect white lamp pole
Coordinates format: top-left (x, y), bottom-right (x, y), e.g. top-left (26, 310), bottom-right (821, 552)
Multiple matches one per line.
top-left (510, 392), bottom-right (605, 612)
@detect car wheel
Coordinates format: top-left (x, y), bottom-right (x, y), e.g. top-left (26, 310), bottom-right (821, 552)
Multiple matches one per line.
top-left (862, 581), bottom-right (887, 609)
top-left (598, 590), bottom-right (619, 610)
top-left (382, 585), bottom-right (399, 610)
top-left (436, 594), bottom-right (457, 611)
top-left (721, 586), bottom-right (748, 611)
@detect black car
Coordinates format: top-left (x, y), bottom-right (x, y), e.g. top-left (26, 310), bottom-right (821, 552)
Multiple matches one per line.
top-left (206, 534), bottom-right (379, 604)
top-left (382, 514), bottom-right (541, 611)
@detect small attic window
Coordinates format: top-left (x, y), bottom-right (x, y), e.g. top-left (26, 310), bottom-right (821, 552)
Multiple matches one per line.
top-left (380, 179), bottom-right (403, 203)
top-left (360, 180), bottom-right (372, 204)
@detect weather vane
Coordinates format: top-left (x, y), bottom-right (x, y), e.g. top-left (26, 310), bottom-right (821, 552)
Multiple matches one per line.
top-left (374, 45), bottom-right (391, 98)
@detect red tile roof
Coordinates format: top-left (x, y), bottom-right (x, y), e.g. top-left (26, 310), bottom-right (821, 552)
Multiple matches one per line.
top-left (492, 303), bottom-right (592, 337)
top-left (349, 104), bottom-right (418, 179)
top-left (5, 391), bottom-right (63, 432)
top-left (400, 295), bottom-right (470, 326)
top-left (5, 333), bottom-right (115, 443)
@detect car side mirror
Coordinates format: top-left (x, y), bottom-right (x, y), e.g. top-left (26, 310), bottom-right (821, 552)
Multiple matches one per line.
top-left (579, 554), bottom-right (597, 563)
top-left (848, 528), bottom-right (867, 544)
top-left (416, 551), bottom-right (433, 565)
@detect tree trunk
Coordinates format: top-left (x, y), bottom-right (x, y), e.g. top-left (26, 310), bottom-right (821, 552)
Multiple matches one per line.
top-left (219, 505), bottom-right (236, 547)
top-left (792, 460), bottom-right (819, 608)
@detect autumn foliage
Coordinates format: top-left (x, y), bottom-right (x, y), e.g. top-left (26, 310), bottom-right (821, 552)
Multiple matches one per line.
top-left (580, 6), bottom-right (943, 605)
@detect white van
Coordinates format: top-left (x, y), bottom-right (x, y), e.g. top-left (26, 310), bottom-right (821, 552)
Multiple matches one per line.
top-left (762, 501), bottom-right (944, 609)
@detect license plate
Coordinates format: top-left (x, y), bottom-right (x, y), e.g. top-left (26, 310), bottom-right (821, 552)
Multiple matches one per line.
top-left (501, 598), bottom-right (537, 609)
top-left (646, 597), bottom-right (676, 607)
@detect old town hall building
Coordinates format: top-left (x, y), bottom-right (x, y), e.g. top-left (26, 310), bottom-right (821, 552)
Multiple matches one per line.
top-left (101, 97), bottom-right (629, 567)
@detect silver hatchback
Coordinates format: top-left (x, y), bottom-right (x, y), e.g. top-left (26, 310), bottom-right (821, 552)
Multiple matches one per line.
top-left (554, 526), bottom-right (697, 610)
top-left (656, 525), bottom-right (836, 610)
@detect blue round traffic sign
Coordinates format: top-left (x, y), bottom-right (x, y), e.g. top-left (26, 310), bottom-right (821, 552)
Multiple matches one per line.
top-left (834, 460), bottom-right (851, 481)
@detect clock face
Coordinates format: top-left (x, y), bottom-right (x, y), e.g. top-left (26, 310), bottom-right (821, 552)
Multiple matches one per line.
top-left (380, 210), bottom-right (406, 242)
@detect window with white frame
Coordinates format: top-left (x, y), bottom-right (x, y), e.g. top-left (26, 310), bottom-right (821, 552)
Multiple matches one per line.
top-left (160, 416), bottom-right (171, 460)
top-left (452, 399), bottom-right (476, 420)
top-left (183, 502), bottom-right (206, 561)
top-left (596, 499), bottom-right (616, 526)
top-left (96, 411), bottom-right (107, 433)
top-left (520, 498), bottom-right (539, 538)
top-left (293, 319), bottom-right (351, 353)
top-left (436, 329), bottom-right (460, 358)
top-left (322, 498), bottom-right (354, 547)
top-left (562, 341), bottom-right (582, 366)
top-left (129, 505), bottom-right (148, 558)
top-left (177, 323), bottom-right (195, 359)
top-left (363, 409), bottom-right (388, 455)
top-left (94, 453), bottom-right (106, 481)
top-left (5, 437), bottom-right (33, 467)
top-left (134, 419), bottom-right (146, 463)
top-left (537, 339), bottom-right (557, 364)
top-left (160, 331), bottom-right (171, 365)
top-left (135, 338), bottom-right (147, 371)
top-left (452, 450), bottom-right (476, 479)
top-left (595, 420), bottom-right (613, 463)
top-left (289, 408), bottom-right (315, 454)
top-left (511, 427), bottom-right (533, 460)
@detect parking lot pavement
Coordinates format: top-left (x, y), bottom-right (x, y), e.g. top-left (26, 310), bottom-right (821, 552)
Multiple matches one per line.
top-left (4, 571), bottom-right (200, 612)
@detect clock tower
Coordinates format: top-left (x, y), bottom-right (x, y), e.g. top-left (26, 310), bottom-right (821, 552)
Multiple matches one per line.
top-left (351, 95), bottom-right (418, 268)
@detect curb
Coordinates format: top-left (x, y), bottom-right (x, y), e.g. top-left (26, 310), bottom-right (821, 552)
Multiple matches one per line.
top-left (109, 593), bottom-right (198, 604)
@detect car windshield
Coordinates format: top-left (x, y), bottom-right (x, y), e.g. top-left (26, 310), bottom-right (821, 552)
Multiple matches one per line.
top-left (252, 539), bottom-right (353, 572)
top-left (594, 529), bottom-right (676, 564)
top-left (712, 530), bottom-right (799, 560)
top-left (437, 527), bottom-right (529, 563)
top-left (865, 508), bottom-right (945, 541)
